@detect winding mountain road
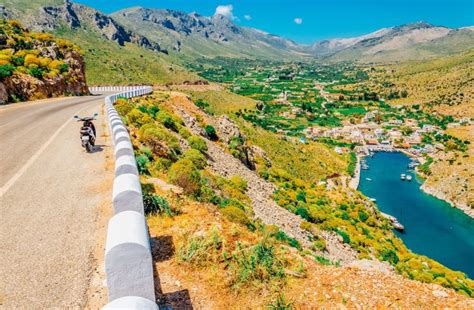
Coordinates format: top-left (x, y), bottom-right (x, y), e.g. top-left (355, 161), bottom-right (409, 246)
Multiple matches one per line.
top-left (0, 95), bottom-right (113, 307)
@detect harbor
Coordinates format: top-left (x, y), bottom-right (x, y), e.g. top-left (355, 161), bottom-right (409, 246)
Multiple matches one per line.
top-left (358, 151), bottom-right (474, 278)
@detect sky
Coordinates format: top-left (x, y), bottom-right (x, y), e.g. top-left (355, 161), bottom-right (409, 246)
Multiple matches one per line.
top-left (77, 0), bottom-right (474, 43)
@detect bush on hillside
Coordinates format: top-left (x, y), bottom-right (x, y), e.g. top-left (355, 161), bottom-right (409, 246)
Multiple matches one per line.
top-left (181, 149), bottom-right (207, 169)
top-left (220, 205), bottom-right (250, 226)
top-left (0, 64), bottom-right (15, 79)
top-left (168, 159), bottom-right (201, 195)
top-left (127, 108), bottom-right (153, 128)
top-left (156, 110), bottom-right (180, 131)
top-left (114, 98), bottom-right (134, 116)
top-left (187, 135), bottom-right (208, 153)
top-left (205, 125), bottom-right (218, 140)
top-left (143, 193), bottom-right (173, 216)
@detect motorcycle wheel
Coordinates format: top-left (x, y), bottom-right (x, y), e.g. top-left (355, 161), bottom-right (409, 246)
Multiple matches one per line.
top-left (85, 142), bottom-right (93, 153)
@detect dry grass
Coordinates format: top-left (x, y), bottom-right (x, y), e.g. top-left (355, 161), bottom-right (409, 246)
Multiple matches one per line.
top-left (147, 194), bottom-right (474, 309)
top-left (368, 49), bottom-right (474, 117)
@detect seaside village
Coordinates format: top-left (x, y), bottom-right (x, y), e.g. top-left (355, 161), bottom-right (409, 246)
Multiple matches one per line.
top-left (232, 64), bottom-right (472, 163)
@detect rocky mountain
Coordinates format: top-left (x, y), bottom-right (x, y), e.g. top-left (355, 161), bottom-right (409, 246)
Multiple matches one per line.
top-left (2, 0), bottom-right (163, 53)
top-left (110, 7), bottom-right (306, 59)
top-left (2, 0), bottom-right (473, 77)
top-left (313, 22), bottom-right (474, 62)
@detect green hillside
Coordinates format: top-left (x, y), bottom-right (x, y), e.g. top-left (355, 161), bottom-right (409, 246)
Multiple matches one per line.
top-left (53, 27), bottom-right (198, 85)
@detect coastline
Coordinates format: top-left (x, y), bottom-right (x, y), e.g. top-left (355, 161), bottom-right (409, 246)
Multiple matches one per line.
top-left (420, 180), bottom-right (474, 219)
top-left (352, 148), bottom-right (473, 219)
top-left (348, 154), bottom-right (361, 189)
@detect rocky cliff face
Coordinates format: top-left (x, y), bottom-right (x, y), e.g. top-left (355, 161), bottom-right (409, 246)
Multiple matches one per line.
top-left (0, 20), bottom-right (88, 103)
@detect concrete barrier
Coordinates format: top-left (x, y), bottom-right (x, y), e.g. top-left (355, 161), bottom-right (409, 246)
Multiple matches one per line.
top-left (115, 155), bottom-right (139, 176)
top-left (89, 86), bottom-right (156, 309)
top-left (112, 173), bottom-right (144, 214)
top-left (102, 296), bottom-right (158, 310)
top-left (104, 211), bottom-right (155, 302)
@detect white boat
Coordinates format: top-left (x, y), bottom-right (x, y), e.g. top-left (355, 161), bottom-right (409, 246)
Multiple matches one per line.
top-left (406, 175), bottom-right (412, 181)
top-left (401, 174), bottom-right (406, 180)
top-left (365, 177), bottom-right (372, 181)
top-left (369, 197), bottom-right (377, 202)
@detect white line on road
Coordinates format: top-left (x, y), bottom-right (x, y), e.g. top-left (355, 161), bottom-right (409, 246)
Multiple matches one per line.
top-left (0, 103), bottom-right (101, 197)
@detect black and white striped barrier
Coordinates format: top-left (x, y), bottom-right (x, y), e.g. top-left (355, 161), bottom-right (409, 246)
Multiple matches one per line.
top-left (96, 86), bottom-right (157, 309)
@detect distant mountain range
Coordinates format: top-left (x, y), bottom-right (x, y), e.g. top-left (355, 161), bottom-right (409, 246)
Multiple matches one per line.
top-left (2, 0), bottom-right (473, 63)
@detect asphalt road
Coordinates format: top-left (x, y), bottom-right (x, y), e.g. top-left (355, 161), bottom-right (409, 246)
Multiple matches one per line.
top-left (0, 95), bottom-right (113, 307)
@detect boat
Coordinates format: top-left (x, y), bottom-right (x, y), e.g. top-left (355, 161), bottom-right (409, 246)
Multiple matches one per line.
top-left (406, 175), bottom-right (412, 181)
top-left (369, 197), bottom-right (377, 202)
top-left (401, 174), bottom-right (406, 180)
top-left (380, 212), bottom-right (405, 232)
top-left (365, 177), bottom-right (372, 181)
top-left (392, 221), bottom-right (405, 232)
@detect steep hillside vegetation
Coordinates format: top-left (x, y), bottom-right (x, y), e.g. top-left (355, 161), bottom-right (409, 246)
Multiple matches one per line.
top-left (109, 91), bottom-right (474, 308)
top-left (0, 20), bottom-right (87, 103)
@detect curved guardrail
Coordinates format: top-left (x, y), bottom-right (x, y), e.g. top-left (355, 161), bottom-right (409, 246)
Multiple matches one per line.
top-left (89, 86), bottom-right (157, 309)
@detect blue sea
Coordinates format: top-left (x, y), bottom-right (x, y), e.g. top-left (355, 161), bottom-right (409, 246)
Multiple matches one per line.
top-left (359, 151), bottom-right (474, 279)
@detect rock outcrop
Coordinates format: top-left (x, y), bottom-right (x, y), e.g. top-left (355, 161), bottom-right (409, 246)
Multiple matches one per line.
top-left (0, 21), bottom-right (88, 104)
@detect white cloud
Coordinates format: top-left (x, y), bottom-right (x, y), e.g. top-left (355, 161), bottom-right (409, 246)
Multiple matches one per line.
top-left (294, 17), bottom-right (303, 25)
top-left (244, 15), bottom-right (252, 20)
top-left (214, 4), bottom-right (235, 20)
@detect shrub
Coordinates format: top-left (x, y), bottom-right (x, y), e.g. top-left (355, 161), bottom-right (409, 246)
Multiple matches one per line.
top-left (296, 207), bottom-right (311, 221)
top-left (267, 293), bottom-right (294, 310)
top-left (230, 239), bottom-right (285, 287)
top-left (229, 175), bottom-right (248, 192)
top-left (178, 127), bottom-right (191, 139)
top-left (358, 210), bottom-right (369, 222)
top-left (143, 193), bottom-right (173, 216)
top-left (188, 135), bottom-right (208, 153)
top-left (220, 205), bottom-right (250, 225)
top-left (205, 125), bottom-right (218, 140)
top-left (181, 149), bottom-right (207, 169)
top-left (178, 228), bottom-right (222, 266)
top-left (312, 238), bottom-right (326, 251)
top-left (11, 56), bottom-right (24, 66)
top-left (114, 98), bottom-right (134, 116)
top-left (0, 64), bottom-right (15, 79)
top-left (168, 159), bottom-right (201, 194)
top-left (274, 230), bottom-right (301, 250)
top-left (29, 67), bottom-right (44, 78)
top-left (156, 110), bottom-right (179, 131)
top-left (335, 229), bottom-right (351, 244)
top-left (126, 109), bottom-right (153, 128)
top-left (24, 54), bottom-right (40, 67)
top-left (154, 158), bottom-right (172, 172)
top-left (140, 125), bottom-right (181, 158)
top-left (136, 154), bottom-right (150, 175)
top-left (380, 248), bottom-right (399, 265)
top-left (58, 63), bottom-right (69, 73)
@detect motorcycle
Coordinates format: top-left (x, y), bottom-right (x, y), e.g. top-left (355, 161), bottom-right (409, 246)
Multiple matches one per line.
top-left (74, 113), bottom-right (98, 153)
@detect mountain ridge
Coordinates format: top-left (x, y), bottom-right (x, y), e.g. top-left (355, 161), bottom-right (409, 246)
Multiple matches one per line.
top-left (2, 0), bottom-right (473, 62)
